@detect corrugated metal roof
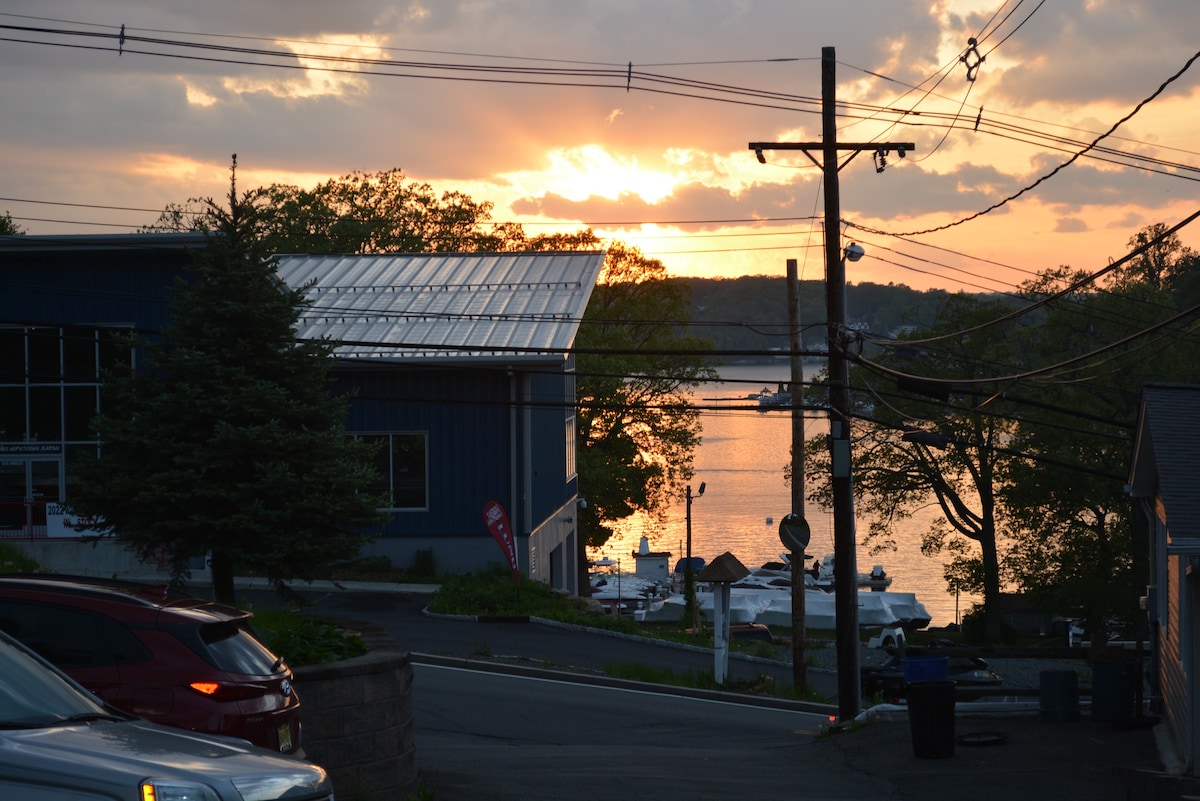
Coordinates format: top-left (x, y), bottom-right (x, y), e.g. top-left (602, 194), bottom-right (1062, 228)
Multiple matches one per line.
top-left (276, 251), bottom-right (606, 365)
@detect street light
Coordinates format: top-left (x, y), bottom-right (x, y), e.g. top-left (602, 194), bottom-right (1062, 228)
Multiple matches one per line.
top-left (685, 482), bottom-right (705, 631)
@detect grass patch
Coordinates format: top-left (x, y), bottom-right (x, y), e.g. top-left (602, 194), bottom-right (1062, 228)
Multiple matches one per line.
top-left (428, 567), bottom-right (833, 702)
top-left (248, 605), bottom-right (367, 667)
top-left (428, 564), bottom-right (643, 634)
top-left (604, 661), bottom-right (822, 701)
top-left (0, 542), bottom-right (39, 573)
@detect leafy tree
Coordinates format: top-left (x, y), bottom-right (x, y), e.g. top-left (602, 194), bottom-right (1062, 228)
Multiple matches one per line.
top-left (801, 222), bottom-right (1199, 644)
top-left (144, 168), bottom-right (525, 254)
top-left (0, 211), bottom-right (23, 235)
top-left (1000, 228), bottom-right (1200, 650)
top-left (71, 161), bottom-right (386, 604)
top-left (1112, 222), bottom-right (1196, 292)
top-left (805, 294), bottom-right (1024, 641)
top-left (527, 232), bottom-right (716, 588)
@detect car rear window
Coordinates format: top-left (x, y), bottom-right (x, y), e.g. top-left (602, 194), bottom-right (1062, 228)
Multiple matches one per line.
top-left (195, 622), bottom-right (286, 675)
top-left (0, 599), bottom-right (150, 668)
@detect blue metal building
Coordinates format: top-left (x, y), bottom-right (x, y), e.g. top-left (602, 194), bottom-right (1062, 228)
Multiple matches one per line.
top-left (0, 234), bottom-right (603, 594)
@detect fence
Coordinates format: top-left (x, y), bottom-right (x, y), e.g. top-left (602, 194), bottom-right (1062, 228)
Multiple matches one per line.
top-left (0, 501), bottom-right (48, 539)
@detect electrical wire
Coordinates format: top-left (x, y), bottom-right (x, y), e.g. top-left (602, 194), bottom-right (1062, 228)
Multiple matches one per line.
top-left (859, 207), bottom-right (1200, 346)
top-left (872, 47), bottom-right (1200, 236)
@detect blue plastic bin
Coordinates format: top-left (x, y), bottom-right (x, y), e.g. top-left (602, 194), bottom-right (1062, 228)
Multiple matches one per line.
top-left (903, 655), bottom-right (949, 683)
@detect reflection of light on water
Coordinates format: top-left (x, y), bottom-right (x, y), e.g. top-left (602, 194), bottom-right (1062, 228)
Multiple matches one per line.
top-left (587, 364), bottom-right (981, 627)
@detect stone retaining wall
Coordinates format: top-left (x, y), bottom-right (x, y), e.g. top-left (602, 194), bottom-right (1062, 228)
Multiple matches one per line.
top-left (294, 648), bottom-right (418, 801)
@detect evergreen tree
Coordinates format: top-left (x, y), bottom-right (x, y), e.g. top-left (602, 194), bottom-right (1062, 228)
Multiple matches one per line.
top-left (0, 211), bottom-right (23, 235)
top-left (70, 159), bottom-right (385, 604)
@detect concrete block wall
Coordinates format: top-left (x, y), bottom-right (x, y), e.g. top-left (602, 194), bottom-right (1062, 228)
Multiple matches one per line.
top-left (294, 649), bottom-right (418, 801)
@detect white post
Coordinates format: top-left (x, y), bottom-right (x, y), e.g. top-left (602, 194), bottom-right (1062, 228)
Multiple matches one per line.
top-left (714, 582), bottom-right (730, 684)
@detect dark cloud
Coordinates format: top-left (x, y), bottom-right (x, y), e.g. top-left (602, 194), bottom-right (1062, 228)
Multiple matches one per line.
top-left (2, 0), bottom-right (1196, 271)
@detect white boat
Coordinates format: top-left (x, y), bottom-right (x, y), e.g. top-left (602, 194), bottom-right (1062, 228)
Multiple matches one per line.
top-left (589, 546), bottom-right (927, 629)
top-left (806, 554), bottom-right (893, 591)
top-left (589, 569), bottom-right (670, 617)
top-left (637, 584), bottom-right (930, 630)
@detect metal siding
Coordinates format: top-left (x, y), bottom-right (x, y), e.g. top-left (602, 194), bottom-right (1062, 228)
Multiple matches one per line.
top-left (0, 247), bottom-right (187, 330)
top-left (528, 369), bottom-right (572, 526)
top-left (341, 367), bottom-right (512, 540)
top-left (1165, 555), bottom-right (1191, 769)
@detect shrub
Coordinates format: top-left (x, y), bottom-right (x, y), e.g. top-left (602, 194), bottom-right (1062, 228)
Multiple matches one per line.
top-left (0, 543), bottom-right (39, 573)
top-left (248, 606), bottom-right (367, 666)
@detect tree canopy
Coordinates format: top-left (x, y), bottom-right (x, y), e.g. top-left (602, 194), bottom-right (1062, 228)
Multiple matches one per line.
top-left (71, 163), bottom-right (386, 604)
top-left (0, 211), bottom-right (23, 235)
top-left (565, 236), bottom-right (717, 548)
top-left (804, 222), bottom-right (1200, 644)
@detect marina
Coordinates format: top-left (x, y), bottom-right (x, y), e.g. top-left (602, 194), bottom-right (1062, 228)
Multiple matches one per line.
top-left (588, 363), bottom-right (980, 628)
top-left (588, 540), bottom-right (931, 631)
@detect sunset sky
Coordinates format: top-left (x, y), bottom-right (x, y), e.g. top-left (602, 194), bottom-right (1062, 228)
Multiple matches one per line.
top-left (1, 1), bottom-right (1198, 293)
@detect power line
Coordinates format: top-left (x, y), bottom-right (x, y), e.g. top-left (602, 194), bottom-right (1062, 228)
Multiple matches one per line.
top-left (870, 47), bottom-right (1200, 236)
top-left (860, 207), bottom-right (1200, 348)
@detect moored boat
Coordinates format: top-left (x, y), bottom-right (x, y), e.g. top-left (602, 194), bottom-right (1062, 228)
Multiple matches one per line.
top-left (590, 546), bottom-right (927, 629)
top-left (806, 554), bottom-right (893, 591)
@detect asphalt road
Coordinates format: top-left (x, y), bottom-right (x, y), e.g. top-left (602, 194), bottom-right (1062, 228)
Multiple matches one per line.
top-left (287, 588), bottom-right (840, 703)
top-left (248, 586), bottom-right (1172, 801)
top-left (415, 662), bottom-right (829, 801)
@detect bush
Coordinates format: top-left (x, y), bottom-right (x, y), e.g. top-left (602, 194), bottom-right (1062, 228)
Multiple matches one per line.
top-left (0, 543), bottom-right (39, 573)
top-left (428, 565), bottom-right (640, 634)
top-left (248, 606), bottom-right (367, 666)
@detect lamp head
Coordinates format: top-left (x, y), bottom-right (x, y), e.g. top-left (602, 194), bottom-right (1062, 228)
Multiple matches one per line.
top-left (844, 242), bottom-right (865, 262)
top-left (698, 481), bottom-right (706, 496)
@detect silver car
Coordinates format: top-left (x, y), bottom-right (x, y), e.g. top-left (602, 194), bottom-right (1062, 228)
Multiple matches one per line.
top-left (0, 630), bottom-right (333, 801)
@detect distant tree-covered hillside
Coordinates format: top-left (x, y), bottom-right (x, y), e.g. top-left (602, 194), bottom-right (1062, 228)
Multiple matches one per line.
top-left (679, 275), bottom-right (960, 362)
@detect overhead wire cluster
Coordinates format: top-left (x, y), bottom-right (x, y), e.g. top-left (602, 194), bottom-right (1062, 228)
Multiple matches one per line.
top-left (2, 5), bottom-right (1199, 450)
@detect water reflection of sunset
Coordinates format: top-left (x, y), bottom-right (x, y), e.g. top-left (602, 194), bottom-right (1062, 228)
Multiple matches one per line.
top-left (590, 364), bottom-right (980, 627)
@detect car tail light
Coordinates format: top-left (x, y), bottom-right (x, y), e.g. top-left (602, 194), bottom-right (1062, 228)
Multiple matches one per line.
top-left (187, 681), bottom-right (271, 701)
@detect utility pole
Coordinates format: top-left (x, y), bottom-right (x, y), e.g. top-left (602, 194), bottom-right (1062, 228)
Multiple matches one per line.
top-left (684, 482), bottom-right (704, 632)
top-left (750, 46), bottom-right (914, 722)
top-left (787, 257), bottom-right (807, 694)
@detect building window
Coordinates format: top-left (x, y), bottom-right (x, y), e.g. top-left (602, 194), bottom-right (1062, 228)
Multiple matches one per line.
top-left (357, 432), bottom-right (428, 511)
top-left (0, 326), bottom-right (131, 511)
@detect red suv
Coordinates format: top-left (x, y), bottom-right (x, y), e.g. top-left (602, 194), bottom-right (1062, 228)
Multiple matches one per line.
top-left (0, 574), bottom-right (302, 754)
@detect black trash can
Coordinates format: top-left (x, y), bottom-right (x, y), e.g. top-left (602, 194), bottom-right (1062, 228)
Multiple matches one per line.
top-left (907, 680), bottom-right (956, 758)
top-left (1039, 670), bottom-right (1080, 722)
top-left (1092, 658), bottom-right (1137, 722)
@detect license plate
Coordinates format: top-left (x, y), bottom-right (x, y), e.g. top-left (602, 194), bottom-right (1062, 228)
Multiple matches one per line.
top-left (277, 723), bottom-right (293, 752)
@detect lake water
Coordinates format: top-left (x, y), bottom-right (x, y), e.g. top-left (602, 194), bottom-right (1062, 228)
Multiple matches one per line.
top-left (587, 363), bottom-right (979, 628)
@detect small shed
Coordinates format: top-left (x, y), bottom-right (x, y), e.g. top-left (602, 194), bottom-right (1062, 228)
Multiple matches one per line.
top-left (632, 536), bottom-right (671, 582)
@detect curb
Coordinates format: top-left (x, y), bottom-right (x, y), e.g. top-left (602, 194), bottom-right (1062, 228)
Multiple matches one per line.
top-left (410, 651), bottom-right (837, 716)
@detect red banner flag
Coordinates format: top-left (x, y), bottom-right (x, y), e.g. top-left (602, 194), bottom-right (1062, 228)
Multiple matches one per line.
top-left (482, 499), bottom-right (520, 584)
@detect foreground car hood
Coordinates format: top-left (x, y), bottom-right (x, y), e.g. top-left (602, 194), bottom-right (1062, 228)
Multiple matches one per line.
top-left (0, 719), bottom-right (330, 799)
